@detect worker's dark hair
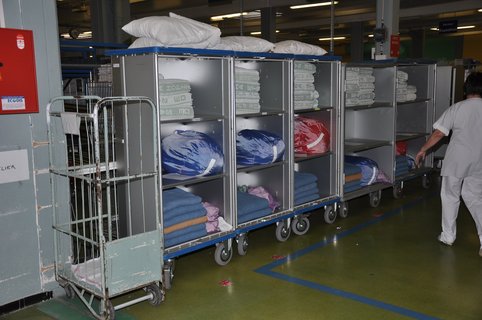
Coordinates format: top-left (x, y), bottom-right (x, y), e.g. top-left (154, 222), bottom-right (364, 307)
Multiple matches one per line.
top-left (464, 72), bottom-right (482, 96)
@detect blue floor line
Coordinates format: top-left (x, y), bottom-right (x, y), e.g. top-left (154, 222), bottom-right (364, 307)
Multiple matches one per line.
top-left (255, 194), bottom-right (441, 320)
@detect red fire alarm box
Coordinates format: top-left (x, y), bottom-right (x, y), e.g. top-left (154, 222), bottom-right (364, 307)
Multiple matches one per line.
top-left (0, 28), bottom-right (39, 114)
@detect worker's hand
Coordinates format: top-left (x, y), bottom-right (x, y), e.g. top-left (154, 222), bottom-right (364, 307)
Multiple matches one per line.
top-left (415, 150), bottom-right (426, 168)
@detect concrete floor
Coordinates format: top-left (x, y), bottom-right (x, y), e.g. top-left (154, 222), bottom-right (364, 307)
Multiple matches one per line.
top-left (2, 174), bottom-right (482, 320)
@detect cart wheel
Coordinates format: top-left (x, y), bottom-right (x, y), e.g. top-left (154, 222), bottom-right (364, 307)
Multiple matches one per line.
top-left (393, 183), bottom-right (403, 199)
top-left (145, 283), bottom-right (164, 306)
top-left (338, 202), bottom-right (349, 219)
top-left (292, 216), bottom-right (310, 235)
top-left (324, 205), bottom-right (337, 224)
top-left (369, 190), bottom-right (381, 208)
top-left (275, 220), bottom-right (291, 242)
top-left (64, 284), bottom-right (75, 299)
top-left (422, 174), bottom-right (430, 189)
top-left (103, 299), bottom-right (115, 320)
top-left (162, 260), bottom-right (175, 290)
top-left (214, 241), bottom-right (233, 266)
top-left (237, 234), bottom-right (248, 256)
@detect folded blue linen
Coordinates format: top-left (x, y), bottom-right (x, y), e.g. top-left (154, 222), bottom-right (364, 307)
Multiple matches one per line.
top-left (344, 162), bottom-right (362, 175)
top-left (163, 188), bottom-right (202, 212)
top-left (164, 206), bottom-right (207, 228)
top-left (294, 171), bottom-right (318, 188)
top-left (238, 207), bottom-right (273, 224)
top-left (295, 188), bottom-right (320, 199)
top-left (164, 202), bottom-right (205, 218)
top-left (237, 191), bottom-right (270, 215)
top-left (295, 182), bottom-right (318, 195)
top-left (344, 183), bottom-right (363, 193)
top-left (165, 227), bottom-right (208, 248)
top-left (294, 193), bottom-right (320, 206)
top-left (164, 222), bottom-right (206, 240)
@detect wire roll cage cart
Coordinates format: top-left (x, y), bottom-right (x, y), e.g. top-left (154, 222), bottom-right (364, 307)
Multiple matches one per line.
top-left (48, 96), bottom-right (164, 320)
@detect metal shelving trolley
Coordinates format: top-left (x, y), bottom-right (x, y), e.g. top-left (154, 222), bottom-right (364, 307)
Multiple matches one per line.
top-left (48, 96), bottom-right (164, 320)
top-left (341, 63), bottom-right (396, 214)
top-left (232, 52), bottom-right (294, 249)
top-left (109, 48), bottom-right (237, 287)
top-left (291, 55), bottom-right (342, 224)
top-left (393, 62), bottom-right (436, 198)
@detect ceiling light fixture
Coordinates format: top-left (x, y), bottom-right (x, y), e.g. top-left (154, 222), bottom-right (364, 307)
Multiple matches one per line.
top-left (430, 25), bottom-right (476, 31)
top-left (319, 36), bottom-right (346, 41)
top-left (291, 1), bottom-right (338, 9)
top-left (478, 8), bottom-right (482, 12)
top-left (250, 30), bottom-right (279, 35)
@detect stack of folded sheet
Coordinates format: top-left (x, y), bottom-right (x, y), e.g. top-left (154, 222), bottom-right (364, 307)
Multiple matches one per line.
top-left (163, 188), bottom-right (208, 247)
top-left (344, 163), bottom-right (363, 193)
top-left (158, 78), bottom-right (194, 121)
top-left (237, 191), bottom-right (272, 224)
top-left (395, 155), bottom-right (410, 177)
top-left (397, 71), bottom-right (417, 102)
top-left (345, 67), bottom-right (376, 106)
top-left (294, 171), bottom-right (320, 205)
top-left (294, 62), bottom-right (319, 110)
top-left (235, 67), bottom-right (261, 114)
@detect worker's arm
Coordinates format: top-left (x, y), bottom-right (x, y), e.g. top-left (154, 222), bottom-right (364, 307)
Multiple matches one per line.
top-left (415, 129), bottom-right (446, 167)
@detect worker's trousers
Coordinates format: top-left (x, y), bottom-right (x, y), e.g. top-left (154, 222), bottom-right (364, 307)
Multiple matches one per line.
top-left (440, 175), bottom-right (482, 246)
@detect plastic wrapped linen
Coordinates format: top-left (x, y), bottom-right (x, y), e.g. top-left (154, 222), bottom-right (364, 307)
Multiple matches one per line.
top-left (294, 116), bottom-right (330, 154)
top-left (236, 129), bottom-right (285, 165)
top-left (161, 130), bottom-right (224, 176)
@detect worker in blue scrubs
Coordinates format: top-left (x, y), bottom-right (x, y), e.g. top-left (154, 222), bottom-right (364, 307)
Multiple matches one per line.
top-left (416, 72), bottom-right (482, 256)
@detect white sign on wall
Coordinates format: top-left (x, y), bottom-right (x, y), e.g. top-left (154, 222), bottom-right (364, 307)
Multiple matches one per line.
top-left (0, 0), bottom-right (5, 28)
top-left (0, 149), bottom-right (30, 184)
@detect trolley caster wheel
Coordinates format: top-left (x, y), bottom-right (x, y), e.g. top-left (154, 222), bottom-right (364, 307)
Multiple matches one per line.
top-left (369, 190), bottom-right (381, 208)
top-left (275, 220), bottom-right (291, 242)
top-left (103, 299), bottom-right (115, 320)
top-left (214, 241), bottom-right (233, 266)
top-left (145, 283), bottom-right (164, 306)
top-left (338, 202), bottom-right (349, 219)
top-left (393, 183), bottom-right (403, 199)
top-left (64, 284), bottom-right (75, 299)
top-left (237, 234), bottom-right (248, 256)
top-left (324, 205), bottom-right (337, 224)
top-left (162, 260), bottom-right (175, 290)
top-left (422, 175), bottom-right (430, 189)
top-left (292, 216), bottom-right (310, 235)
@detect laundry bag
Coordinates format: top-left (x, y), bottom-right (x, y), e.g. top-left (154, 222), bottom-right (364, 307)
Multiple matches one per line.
top-left (294, 116), bottom-right (330, 154)
top-left (236, 129), bottom-right (285, 165)
top-left (162, 130), bottom-right (224, 176)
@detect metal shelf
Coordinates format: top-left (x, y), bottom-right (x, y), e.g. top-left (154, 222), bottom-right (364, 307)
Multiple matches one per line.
top-left (396, 132), bottom-right (428, 142)
top-left (294, 106), bottom-right (334, 113)
top-left (236, 109), bottom-right (286, 118)
top-left (295, 151), bottom-right (332, 162)
top-left (345, 101), bottom-right (393, 111)
top-left (237, 161), bottom-right (284, 173)
top-left (162, 173), bottom-right (225, 189)
top-left (344, 138), bottom-right (391, 153)
top-left (396, 98), bottom-right (431, 106)
top-left (160, 114), bottom-right (225, 124)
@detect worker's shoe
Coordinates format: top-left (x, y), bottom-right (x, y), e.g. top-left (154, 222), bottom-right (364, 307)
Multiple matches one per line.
top-left (437, 235), bottom-right (453, 246)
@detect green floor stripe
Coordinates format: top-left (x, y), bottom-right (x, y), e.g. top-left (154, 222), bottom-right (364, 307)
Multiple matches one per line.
top-left (36, 297), bottom-right (135, 320)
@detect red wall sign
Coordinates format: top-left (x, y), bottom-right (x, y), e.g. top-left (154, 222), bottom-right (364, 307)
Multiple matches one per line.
top-left (0, 28), bottom-right (39, 114)
top-left (390, 34), bottom-right (400, 58)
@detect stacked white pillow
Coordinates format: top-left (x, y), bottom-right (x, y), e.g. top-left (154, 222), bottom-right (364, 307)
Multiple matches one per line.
top-left (123, 13), bottom-right (221, 49)
top-left (294, 62), bottom-right (319, 110)
top-left (345, 67), bottom-right (376, 106)
top-left (212, 36), bottom-right (274, 52)
top-left (396, 71), bottom-right (417, 102)
top-left (273, 40), bottom-right (327, 56)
